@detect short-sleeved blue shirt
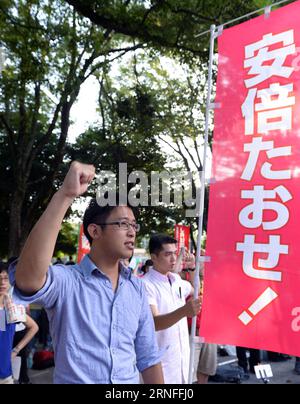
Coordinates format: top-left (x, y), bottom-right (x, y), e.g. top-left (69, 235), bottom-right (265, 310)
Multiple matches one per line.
top-left (11, 255), bottom-right (162, 384)
top-left (0, 310), bottom-right (16, 379)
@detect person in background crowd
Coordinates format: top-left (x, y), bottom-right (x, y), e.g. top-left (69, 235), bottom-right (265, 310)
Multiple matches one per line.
top-left (295, 357), bottom-right (300, 375)
top-left (13, 306), bottom-right (33, 384)
top-left (53, 257), bottom-right (63, 265)
top-left (66, 256), bottom-right (76, 266)
top-left (0, 262), bottom-right (38, 384)
top-left (37, 308), bottom-right (51, 349)
top-left (140, 260), bottom-right (153, 276)
top-left (236, 347), bottom-right (260, 375)
top-left (7, 257), bottom-right (37, 384)
top-left (142, 234), bottom-right (201, 384)
top-left (267, 351), bottom-right (291, 362)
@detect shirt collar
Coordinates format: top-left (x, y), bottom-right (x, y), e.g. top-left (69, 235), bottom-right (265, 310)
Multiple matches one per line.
top-left (149, 267), bottom-right (176, 284)
top-left (79, 255), bottom-right (131, 280)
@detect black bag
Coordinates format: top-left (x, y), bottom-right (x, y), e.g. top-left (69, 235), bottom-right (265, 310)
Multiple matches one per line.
top-left (209, 365), bottom-right (247, 384)
top-left (32, 350), bottom-right (55, 370)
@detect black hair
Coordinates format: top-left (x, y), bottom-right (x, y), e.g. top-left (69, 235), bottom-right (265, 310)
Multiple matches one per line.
top-left (83, 196), bottom-right (138, 245)
top-left (0, 261), bottom-right (8, 274)
top-left (7, 257), bottom-right (18, 266)
top-left (140, 259), bottom-right (153, 274)
top-left (149, 234), bottom-right (177, 255)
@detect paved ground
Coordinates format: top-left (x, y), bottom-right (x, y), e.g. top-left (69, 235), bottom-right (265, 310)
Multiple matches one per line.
top-left (28, 367), bottom-right (54, 384)
top-left (27, 354), bottom-right (300, 384)
top-left (215, 355), bottom-right (300, 384)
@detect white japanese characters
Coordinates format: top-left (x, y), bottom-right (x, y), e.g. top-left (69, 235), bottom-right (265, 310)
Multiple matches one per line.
top-left (244, 30), bottom-right (295, 88)
top-left (242, 137), bottom-right (292, 181)
top-left (236, 235), bottom-right (288, 282)
top-left (237, 29), bottom-right (296, 324)
top-left (242, 83), bottom-right (295, 135)
top-left (239, 185), bottom-right (292, 230)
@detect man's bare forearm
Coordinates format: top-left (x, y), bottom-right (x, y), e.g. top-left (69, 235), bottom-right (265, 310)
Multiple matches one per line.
top-left (16, 190), bottom-right (74, 293)
top-left (153, 298), bottom-right (201, 331)
top-left (154, 306), bottom-right (186, 331)
top-left (16, 162), bottom-right (95, 294)
top-left (142, 363), bottom-right (164, 384)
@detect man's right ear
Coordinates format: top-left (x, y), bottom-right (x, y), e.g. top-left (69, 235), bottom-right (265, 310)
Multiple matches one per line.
top-left (150, 253), bottom-right (157, 262)
top-left (87, 224), bottom-right (102, 242)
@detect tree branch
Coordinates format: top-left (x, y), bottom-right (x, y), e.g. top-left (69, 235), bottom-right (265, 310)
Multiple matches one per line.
top-left (178, 136), bottom-right (199, 171)
top-left (98, 75), bottom-right (106, 134)
top-left (0, 4), bottom-right (46, 33)
top-left (194, 139), bottom-right (202, 170)
top-left (140, 2), bottom-right (164, 26)
top-left (23, 83), bottom-right (42, 176)
top-left (164, 2), bottom-right (218, 24)
top-left (175, 139), bottom-right (192, 173)
top-left (158, 135), bottom-right (180, 156)
top-left (65, 0), bottom-right (206, 56)
top-left (85, 43), bottom-right (146, 81)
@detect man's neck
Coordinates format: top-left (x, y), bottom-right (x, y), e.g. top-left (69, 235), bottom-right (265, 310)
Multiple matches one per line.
top-left (90, 251), bottom-right (119, 273)
top-left (153, 266), bottom-right (170, 277)
top-left (89, 250), bottom-right (121, 291)
top-left (0, 296), bottom-right (4, 308)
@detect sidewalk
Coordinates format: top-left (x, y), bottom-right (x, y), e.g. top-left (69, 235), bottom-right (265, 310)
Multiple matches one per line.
top-left (27, 355), bottom-right (300, 384)
top-left (211, 354), bottom-right (300, 384)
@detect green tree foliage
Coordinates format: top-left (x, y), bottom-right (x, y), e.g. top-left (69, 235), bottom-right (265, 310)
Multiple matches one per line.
top-left (0, 0), bottom-right (146, 256)
top-left (92, 53), bottom-right (207, 236)
top-left (55, 221), bottom-right (78, 256)
top-left (0, 0), bottom-right (282, 256)
top-left (68, 70), bottom-right (169, 239)
top-left (67, 52), bottom-right (206, 242)
top-left (65, 0), bottom-right (273, 61)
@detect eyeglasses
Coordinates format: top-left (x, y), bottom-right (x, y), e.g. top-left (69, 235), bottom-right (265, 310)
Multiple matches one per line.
top-left (94, 220), bottom-right (141, 233)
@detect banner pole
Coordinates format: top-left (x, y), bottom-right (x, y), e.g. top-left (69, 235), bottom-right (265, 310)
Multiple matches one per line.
top-left (195, 0), bottom-right (293, 38)
top-left (188, 23), bottom-right (216, 385)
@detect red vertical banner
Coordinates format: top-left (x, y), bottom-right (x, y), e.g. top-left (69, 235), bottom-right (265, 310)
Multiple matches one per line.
top-left (201, 1), bottom-right (300, 356)
top-left (77, 224), bottom-right (90, 263)
top-left (174, 225), bottom-right (190, 255)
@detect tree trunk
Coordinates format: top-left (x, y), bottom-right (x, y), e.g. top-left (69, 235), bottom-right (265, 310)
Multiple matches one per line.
top-left (8, 188), bottom-right (26, 257)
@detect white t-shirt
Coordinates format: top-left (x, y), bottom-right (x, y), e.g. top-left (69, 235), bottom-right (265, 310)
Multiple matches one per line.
top-left (142, 268), bottom-right (192, 384)
top-left (15, 323), bottom-right (26, 332)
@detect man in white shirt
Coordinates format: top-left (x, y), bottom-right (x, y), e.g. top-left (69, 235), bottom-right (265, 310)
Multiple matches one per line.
top-left (142, 234), bottom-right (201, 384)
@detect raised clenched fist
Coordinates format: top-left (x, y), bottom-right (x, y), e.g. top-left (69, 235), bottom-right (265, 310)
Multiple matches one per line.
top-left (60, 161), bottom-right (95, 199)
top-left (183, 248), bottom-right (196, 270)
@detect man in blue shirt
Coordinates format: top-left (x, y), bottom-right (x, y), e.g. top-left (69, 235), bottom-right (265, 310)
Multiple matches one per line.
top-left (13, 162), bottom-right (164, 384)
